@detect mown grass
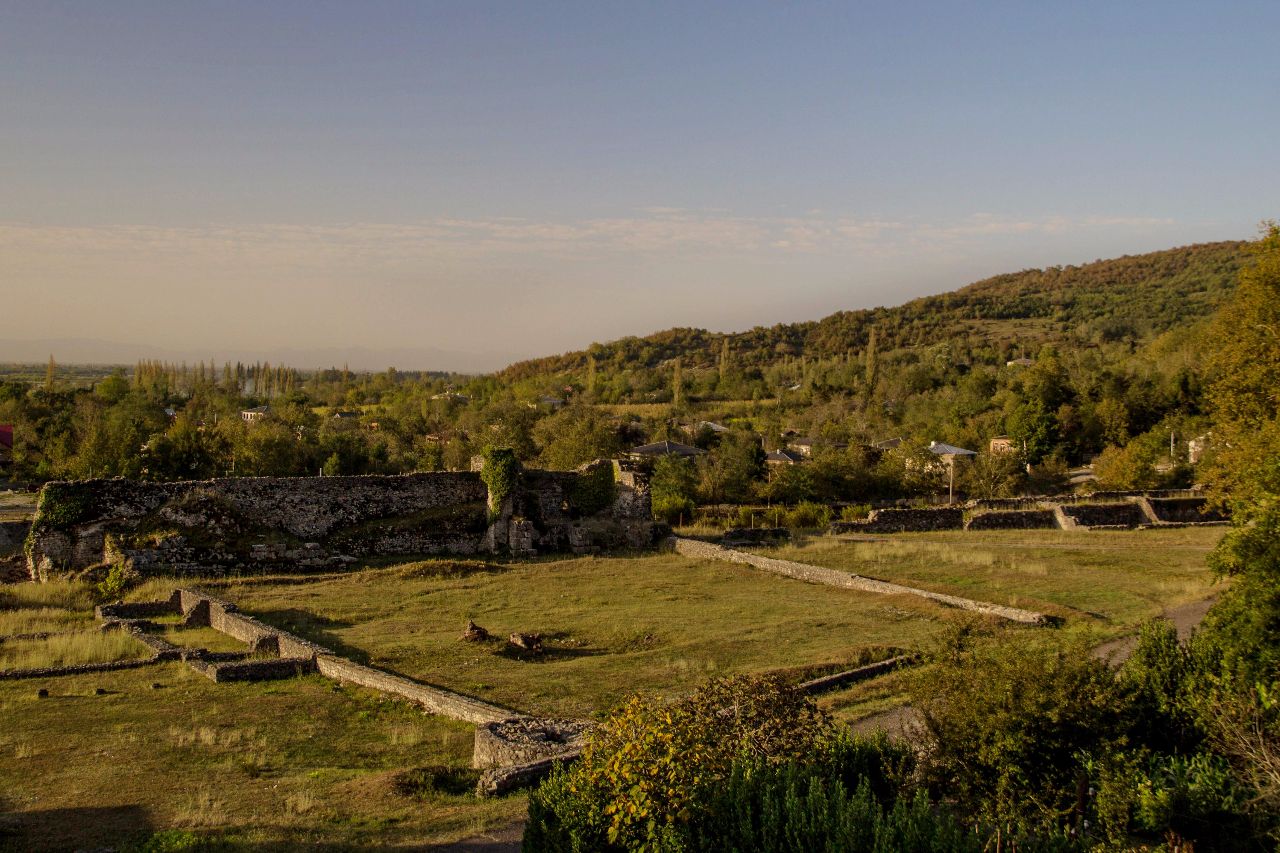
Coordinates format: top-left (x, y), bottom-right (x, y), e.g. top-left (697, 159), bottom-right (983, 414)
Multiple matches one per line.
top-left (0, 665), bottom-right (522, 851)
top-left (759, 527), bottom-right (1223, 634)
top-left (213, 552), bottom-right (961, 719)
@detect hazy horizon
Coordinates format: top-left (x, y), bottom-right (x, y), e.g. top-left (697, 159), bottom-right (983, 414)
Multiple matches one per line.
top-left (4, 2), bottom-right (1277, 371)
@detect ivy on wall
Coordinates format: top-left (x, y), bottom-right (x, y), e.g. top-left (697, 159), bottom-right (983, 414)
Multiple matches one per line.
top-left (480, 446), bottom-right (520, 521)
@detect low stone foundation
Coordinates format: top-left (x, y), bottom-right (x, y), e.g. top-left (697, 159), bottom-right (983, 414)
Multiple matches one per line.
top-left (965, 509), bottom-right (1058, 530)
top-left (797, 655), bottom-right (919, 694)
top-left (831, 507), bottom-right (964, 534)
top-left (188, 656), bottom-right (317, 683)
top-left (674, 537), bottom-right (1049, 625)
top-left (1059, 502), bottom-right (1146, 529)
top-left (472, 718), bottom-right (593, 769)
top-left (1146, 497), bottom-right (1227, 523)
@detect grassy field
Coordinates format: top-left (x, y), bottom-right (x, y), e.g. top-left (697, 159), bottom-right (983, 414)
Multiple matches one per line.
top-left (208, 552), bottom-right (957, 720)
top-left (758, 528), bottom-right (1225, 633)
top-left (0, 529), bottom-right (1227, 849)
top-left (0, 665), bottom-right (519, 852)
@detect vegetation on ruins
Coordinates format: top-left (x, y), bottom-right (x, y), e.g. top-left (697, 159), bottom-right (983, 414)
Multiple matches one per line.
top-left (478, 446), bottom-right (519, 520)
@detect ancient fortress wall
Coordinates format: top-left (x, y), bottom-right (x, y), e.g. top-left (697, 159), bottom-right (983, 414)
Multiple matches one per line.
top-left (26, 463), bottom-right (654, 579)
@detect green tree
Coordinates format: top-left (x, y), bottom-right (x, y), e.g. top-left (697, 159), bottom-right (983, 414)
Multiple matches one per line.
top-left (695, 430), bottom-right (763, 504)
top-left (1008, 399), bottom-right (1057, 464)
top-left (1203, 223), bottom-right (1280, 517)
top-left (534, 404), bottom-right (622, 470)
top-left (650, 454), bottom-right (697, 523)
top-left (1094, 396), bottom-right (1130, 446)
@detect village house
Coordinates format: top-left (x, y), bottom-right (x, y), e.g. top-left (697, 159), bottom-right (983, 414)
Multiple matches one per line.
top-left (871, 437), bottom-right (903, 452)
top-left (628, 440), bottom-right (706, 461)
top-left (989, 435), bottom-right (1016, 454)
top-left (765, 448), bottom-right (806, 466)
top-left (1188, 433), bottom-right (1212, 464)
top-left (785, 436), bottom-right (848, 458)
top-left (240, 405), bottom-right (270, 423)
top-left (525, 396), bottom-right (565, 410)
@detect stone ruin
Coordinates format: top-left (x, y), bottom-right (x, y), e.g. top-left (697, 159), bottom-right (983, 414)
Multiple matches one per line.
top-left (827, 492), bottom-right (1227, 535)
top-left (23, 459), bottom-right (656, 580)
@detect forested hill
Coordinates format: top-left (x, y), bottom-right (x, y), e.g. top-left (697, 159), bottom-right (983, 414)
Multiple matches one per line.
top-left (500, 241), bottom-right (1246, 381)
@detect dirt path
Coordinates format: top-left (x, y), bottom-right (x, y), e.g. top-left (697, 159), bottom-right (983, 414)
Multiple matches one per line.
top-left (851, 595), bottom-right (1218, 741)
top-left (1092, 595), bottom-right (1216, 662)
top-left (428, 821), bottom-right (525, 852)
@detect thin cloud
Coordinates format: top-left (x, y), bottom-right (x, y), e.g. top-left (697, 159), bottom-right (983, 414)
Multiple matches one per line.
top-left (0, 211), bottom-right (1177, 266)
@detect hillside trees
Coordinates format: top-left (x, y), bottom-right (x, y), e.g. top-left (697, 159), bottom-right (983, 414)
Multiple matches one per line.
top-left (533, 404), bottom-right (624, 470)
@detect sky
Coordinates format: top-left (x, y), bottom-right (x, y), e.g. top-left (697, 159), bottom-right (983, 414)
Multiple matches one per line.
top-left (2, 1), bottom-right (1277, 371)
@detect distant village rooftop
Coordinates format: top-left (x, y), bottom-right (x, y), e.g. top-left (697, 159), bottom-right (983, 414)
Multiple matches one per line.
top-left (628, 440), bottom-right (706, 460)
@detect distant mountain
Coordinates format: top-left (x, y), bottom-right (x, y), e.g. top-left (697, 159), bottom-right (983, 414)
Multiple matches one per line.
top-left (0, 339), bottom-right (513, 374)
top-left (500, 241), bottom-right (1247, 380)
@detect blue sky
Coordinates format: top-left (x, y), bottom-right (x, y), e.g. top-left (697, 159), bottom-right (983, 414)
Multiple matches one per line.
top-left (2, 1), bottom-right (1277, 369)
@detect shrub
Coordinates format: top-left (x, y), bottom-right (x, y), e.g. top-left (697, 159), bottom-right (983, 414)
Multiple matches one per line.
top-left (651, 493), bottom-right (695, 526)
top-left (785, 501), bottom-right (832, 529)
top-left (525, 674), bottom-right (830, 851)
top-left (840, 504), bottom-right (872, 522)
top-left (478, 446), bottom-right (519, 520)
top-left (911, 630), bottom-right (1132, 830)
top-left (95, 560), bottom-right (137, 602)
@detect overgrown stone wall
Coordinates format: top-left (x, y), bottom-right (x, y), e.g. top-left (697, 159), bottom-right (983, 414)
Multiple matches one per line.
top-left (26, 462), bottom-right (655, 579)
top-left (830, 507), bottom-right (964, 534)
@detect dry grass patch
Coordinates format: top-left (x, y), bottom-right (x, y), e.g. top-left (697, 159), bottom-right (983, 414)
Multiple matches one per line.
top-left (0, 606), bottom-right (89, 636)
top-left (0, 580), bottom-right (95, 612)
top-left (0, 629), bottom-right (148, 670)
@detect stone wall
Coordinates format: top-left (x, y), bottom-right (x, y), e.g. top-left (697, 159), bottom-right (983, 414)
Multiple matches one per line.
top-left (27, 463), bottom-right (656, 578)
top-left (1147, 497), bottom-right (1227, 524)
top-left (673, 537), bottom-right (1049, 625)
top-left (830, 507), bottom-right (964, 534)
top-left (965, 509), bottom-right (1058, 530)
top-left (1059, 502), bottom-right (1146, 529)
top-left (172, 586), bottom-right (518, 723)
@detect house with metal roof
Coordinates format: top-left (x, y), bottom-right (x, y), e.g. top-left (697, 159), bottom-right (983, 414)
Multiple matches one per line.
top-left (627, 440), bottom-right (706, 460)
